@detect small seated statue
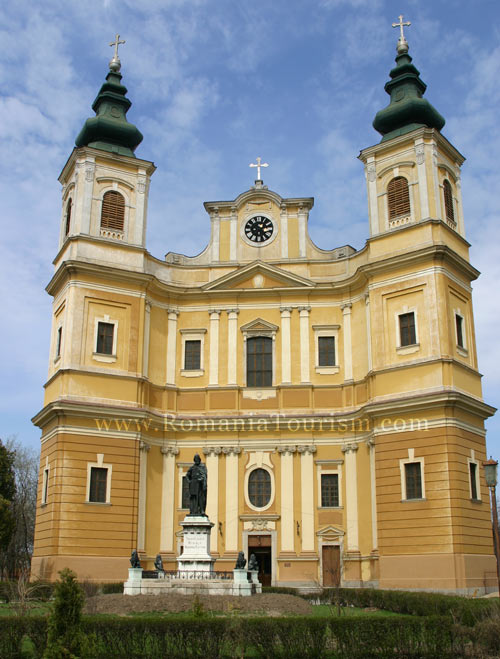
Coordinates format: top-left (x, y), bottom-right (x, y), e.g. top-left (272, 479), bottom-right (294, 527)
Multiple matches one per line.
top-left (234, 551), bottom-right (246, 569)
top-left (248, 553), bottom-right (259, 571)
top-left (154, 554), bottom-right (164, 572)
top-left (130, 549), bottom-right (141, 569)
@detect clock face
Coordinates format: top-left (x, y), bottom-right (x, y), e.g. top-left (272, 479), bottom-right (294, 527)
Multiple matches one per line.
top-left (244, 216), bottom-right (274, 243)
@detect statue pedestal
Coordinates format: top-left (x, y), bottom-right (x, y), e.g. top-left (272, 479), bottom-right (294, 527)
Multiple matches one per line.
top-left (124, 567), bottom-right (143, 596)
top-left (177, 515), bottom-right (215, 574)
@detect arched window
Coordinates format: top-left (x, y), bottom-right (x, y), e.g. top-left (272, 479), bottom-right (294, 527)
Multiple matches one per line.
top-left (247, 336), bottom-right (272, 387)
top-left (64, 198), bottom-right (72, 236)
top-left (100, 191), bottom-right (125, 232)
top-left (248, 468), bottom-right (271, 508)
top-left (387, 176), bottom-right (410, 220)
top-left (443, 179), bottom-right (455, 223)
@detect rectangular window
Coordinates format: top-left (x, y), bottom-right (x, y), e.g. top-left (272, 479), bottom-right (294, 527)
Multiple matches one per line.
top-left (56, 327), bottom-right (62, 358)
top-left (184, 340), bottom-right (201, 370)
top-left (42, 468), bottom-right (49, 504)
top-left (96, 322), bottom-right (114, 355)
top-left (456, 314), bottom-right (464, 348)
top-left (321, 474), bottom-right (339, 507)
top-left (405, 462), bottom-right (422, 499)
top-left (318, 337), bottom-right (335, 367)
top-left (247, 336), bottom-right (272, 387)
top-left (89, 467), bottom-right (108, 503)
top-left (469, 462), bottom-right (478, 500)
top-left (181, 475), bottom-right (190, 509)
top-left (399, 312), bottom-right (416, 347)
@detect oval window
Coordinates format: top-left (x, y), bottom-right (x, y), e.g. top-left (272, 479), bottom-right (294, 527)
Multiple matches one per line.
top-left (248, 468), bottom-right (271, 508)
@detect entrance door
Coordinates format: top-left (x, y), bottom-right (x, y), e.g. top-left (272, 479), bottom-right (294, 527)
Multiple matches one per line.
top-left (322, 545), bottom-right (340, 587)
top-left (248, 535), bottom-right (272, 586)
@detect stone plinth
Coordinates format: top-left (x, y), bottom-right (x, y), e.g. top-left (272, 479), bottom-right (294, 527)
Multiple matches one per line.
top-left (177, 515), bottom-right (215, 574)
top-left (124, 567), bottom-right (143, 596)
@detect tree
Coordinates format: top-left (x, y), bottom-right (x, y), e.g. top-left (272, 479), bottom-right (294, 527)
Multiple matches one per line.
top-left (44, 568), bottom-right (84, 659)
top-left (0, 436), bottom-right (39, 578)
top-left (0, 439), bottom-right (16, 559)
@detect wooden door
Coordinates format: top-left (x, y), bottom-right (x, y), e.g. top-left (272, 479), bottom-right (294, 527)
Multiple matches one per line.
top-left (322, 545), bottom-right (340, 587)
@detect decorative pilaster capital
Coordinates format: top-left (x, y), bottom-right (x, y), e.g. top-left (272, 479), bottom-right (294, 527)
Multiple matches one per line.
top-left (298, 306), bottom-right (311, 315)
top-left (297, 445), bottom-right (316, 455)
top-left (341, 303), bottom-right (352, 314)
top-left (210, 207), bottom-right (220, 220)
top-left (167, 308), bottom-right (179, 318)
top-left (277, 445), bottom-right (296, 456)
top-left (137, 177), bottom-right (146, 194)
top-left (85, 163), bottom-right (95, 182)
top-left (364, 294), bottom-right (370, 306)
top-left (366, 438), bottom-right (375, 448)
top-left (145, 301), bottom-right (152, 313)
top-left (139, 441), bottom-right (151, 453)
top-left (366, 163), bottom-right (376, 182)
top-left (415, 143), bottom-right (425, 165)
top-left (341, 442), bottom-right (359, 454)
top-left (280, 307), bottom-right (293, 316)
top-left (226, 308), bottom-right (240, 316)
top-left (280, 203), bottom-right (287, 215)
top-left (161, 446), bottom-right (179, 456)
top-left (222, 446), bottom-right (241, 455)
top-left (203, 446), bottom-right (222, 456)
top-left (209, 309), bottom-right (222, 318)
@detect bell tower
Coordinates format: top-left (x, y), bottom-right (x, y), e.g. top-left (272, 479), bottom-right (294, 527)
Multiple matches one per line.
top-left (359, 17), bottom-right (465, 239)
top-left (57, 36), bottom-right (155, 254)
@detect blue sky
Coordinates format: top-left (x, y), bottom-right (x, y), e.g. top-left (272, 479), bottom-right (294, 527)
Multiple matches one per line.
top-left (1, 0), bottom-right (500, 458)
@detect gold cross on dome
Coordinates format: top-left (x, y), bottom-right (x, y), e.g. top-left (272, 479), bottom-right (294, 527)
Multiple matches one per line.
top-left (392, 15), bottom-right (411, 42)
top-left (249, 157), bottom-right (269, 181)
top-left (109, 34), bottom-right (126, 60)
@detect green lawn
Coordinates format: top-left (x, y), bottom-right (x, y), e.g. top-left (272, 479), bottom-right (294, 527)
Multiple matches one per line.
top-left (0, 601), bottom-right (51, 617)
top-left (311, 604), bottom-right (403, 617)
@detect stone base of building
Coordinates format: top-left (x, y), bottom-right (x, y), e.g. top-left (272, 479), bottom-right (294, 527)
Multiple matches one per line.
top-left (379, 553), bottom-right (498, 595)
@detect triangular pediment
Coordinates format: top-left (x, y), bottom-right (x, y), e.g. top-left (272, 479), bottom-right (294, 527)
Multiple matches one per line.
top-left (240, 317), bottom-right (279, 332)
top-left (202, 261), bottom-right (316, 291)
top-left (316, 525), bottom-right (344, 537)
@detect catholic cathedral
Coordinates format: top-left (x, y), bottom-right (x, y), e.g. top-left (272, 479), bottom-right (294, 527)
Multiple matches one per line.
top-left (32, 23), bottom-right (497, 593)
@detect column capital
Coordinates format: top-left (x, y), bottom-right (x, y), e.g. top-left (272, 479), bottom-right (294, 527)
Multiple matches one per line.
top-left (161, 446), bottom-right (179, 456)
top-left (280, 307), bottom-right (293, 316)
top-left (298, 306), bottom-right (311, 315)
top-left (222, 446), bottom-right (241, 455)
top-left (277, 445), bottom-right (296, 456)
top-left (364, 293), bottom-right (370, 305)
top-left (209, 309), bottom-right (222, 317)
top-left (145, 300), bottom-right (152, 313)
top-left (297, 444), bottom-right (316, 455)
top-left (139, 441), bottom-right (151, 453)
top-left (167, 308), bottom-right (179, 317)
top-left (341, 303), bottom-right (352, 314)
top-left (341, 442), bottom-right (359, 454)
top-left (226, 308), bottom-right (240, 316)
top-left (203, 446), bottom-right (222, 456)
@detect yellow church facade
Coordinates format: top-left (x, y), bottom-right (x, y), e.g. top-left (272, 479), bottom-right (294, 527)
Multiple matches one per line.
top-left (32, 34), bottom-right (496, 592)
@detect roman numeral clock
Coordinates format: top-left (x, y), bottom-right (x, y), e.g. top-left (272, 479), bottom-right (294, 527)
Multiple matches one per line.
top-left (244, 215), bottom-right (274, 243)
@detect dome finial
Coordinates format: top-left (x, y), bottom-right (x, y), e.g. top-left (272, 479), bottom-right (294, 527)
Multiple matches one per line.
top-left (392, 14), bottom-right (411, 55)
top-left (109, 34), bottom-right (125, 72)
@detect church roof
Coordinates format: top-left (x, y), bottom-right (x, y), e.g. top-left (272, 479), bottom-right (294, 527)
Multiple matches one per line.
top-left (75, 57), bottom-right (143, 158)
top-left (373, 36), bottom-right (445, 142)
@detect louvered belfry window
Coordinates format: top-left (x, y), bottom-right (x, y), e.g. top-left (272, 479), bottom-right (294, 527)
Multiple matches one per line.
top-left (101, 191), bottom-right (125, 231)
top-left (443, 179), bottom-right (455, 223)
top-left (387, 176), bottom-right (410, 220)
top-left (65, 198), bottom-right (72, 236)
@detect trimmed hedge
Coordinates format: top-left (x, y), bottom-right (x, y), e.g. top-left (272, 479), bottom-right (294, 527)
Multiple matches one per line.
top-left (0, 614), bottom-right (461, 658)
top-left (100, 581), bottom-right (124, 595)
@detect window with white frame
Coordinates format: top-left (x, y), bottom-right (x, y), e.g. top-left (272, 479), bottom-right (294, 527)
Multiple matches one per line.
top-left (313, 325), bottom-right (340, 374)
top-left (93, 315), bottom-right (118, 362)
top-left (399, 312), bottom-right (417, 347)
top-left (316, 460), bottom-right (343, 508)
top-left (41, 459), bottom-right (50, 505)
top-left (180, 329), bottom-right (206, 376)
top-left (454, 312), bottom-right (467, 354)
top-left (468, 451), bottom-right (481, 501)
top-left (86, 454), bottom-right (112, 504)
top-left (240, 319), bottom-right (278, 388)
top-left (400, 449), bottom-right (425, 500)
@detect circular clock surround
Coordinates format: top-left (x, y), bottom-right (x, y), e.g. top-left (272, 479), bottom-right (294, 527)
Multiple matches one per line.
top-left (241, 214), bottom-right (278, 246)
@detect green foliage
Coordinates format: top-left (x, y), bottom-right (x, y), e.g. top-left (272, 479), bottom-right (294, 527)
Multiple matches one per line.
top-left (43, 569), bottom-right (84, 658)
top-left (190, 594), bottom-right (206, 618)
top-left (0, 439), bottom-right (16, 553)
top-left (100, 582), bottom-right (123, 595)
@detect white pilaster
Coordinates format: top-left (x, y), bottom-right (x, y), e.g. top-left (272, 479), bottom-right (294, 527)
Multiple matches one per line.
top-left (278, 446), bottom-right (295, 552)
top-left (133, 171), bottom-right (147, 246)
top-left (209, 309), bottom-right (221, 385)
top-left (62, 283), bottom-right (76, 368)
top-left (280, 204), bottom-right (288, 258)
top-left (229, 207), bottom-right (237, 261)
top-left (160, 446), bottom-right (178, 552)
top-left (211, 211), bottom-right (220, 262)
top-left (166, 309), bottom-right (179, 385)
top-left (365, 158), bottom-right (379, 236)
top-left (365, 294), bottom-right (372, 372)
top-left (298, 306), bottom-right (311, 383)
top-left (455, 173), bottom-right (466, 237)
top-left (80, 158), bottom-right (95, 235)
top-left (224, 447), bottom-right (240, 552)
top-left (432, 144), bottom-right (441, 220)
top-left (415, 139), bottom-right (429, 220)
top-left (342, 443), bottom-right (359, 552)
top-left (298, 206), bottom-right (307, 258)
top-left (143, 301), bottom-right (151, 378)
top-left (280, 307), bottom-right (292, 383)
top-left (368, 439), bottom-right (378, 552)
top-left (226, 309), bottom-right (239, 385)
top-left (341, 303), bottom-right (353, 381)
top-left (203, 447), bottom-right (221, 553)
top-left (298, 445), bottom-right (316, 552)
top-left (137, 441), bottom-right (150, 552)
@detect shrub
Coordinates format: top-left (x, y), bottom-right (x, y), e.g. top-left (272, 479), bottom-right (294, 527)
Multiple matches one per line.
top-left (43, 568), bottom-right (84, 658)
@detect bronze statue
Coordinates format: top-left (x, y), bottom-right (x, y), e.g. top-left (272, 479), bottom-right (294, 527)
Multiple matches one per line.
top-left (130, 549), bottom-right (141, 568)
top-left (186, 454), bottom-right (207, 515)
top-left (154, 554), bottom-right (164, 571)
top-left (235, 551), bottom-right (246, 569)
top-left (248, 553), bottom-right (258, 571)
